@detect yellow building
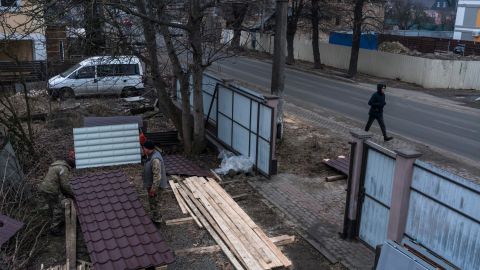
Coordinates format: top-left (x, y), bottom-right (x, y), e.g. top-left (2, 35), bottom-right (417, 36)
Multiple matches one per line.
top-left (0, 0), bottom-right (46, 62)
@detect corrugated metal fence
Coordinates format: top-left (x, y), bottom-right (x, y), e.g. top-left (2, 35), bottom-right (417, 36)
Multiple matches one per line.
top-left (176, 73), bottom-right (275, 176)
top-left (354, 140), bottom-right (480, 269)
top-left (358, 142), bottom-right (396, 248)
top-left (405, 160), bottom-right (480, 270)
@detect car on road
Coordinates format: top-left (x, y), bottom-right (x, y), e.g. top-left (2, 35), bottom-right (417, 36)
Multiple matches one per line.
top-left (47, 56), bottom-right (145, 98)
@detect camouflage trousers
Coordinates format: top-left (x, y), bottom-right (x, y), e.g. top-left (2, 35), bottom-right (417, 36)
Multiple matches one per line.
top-left (38, 190), bottom-right (65, 229)
top-left (146, 191), bottom-right (162, 222)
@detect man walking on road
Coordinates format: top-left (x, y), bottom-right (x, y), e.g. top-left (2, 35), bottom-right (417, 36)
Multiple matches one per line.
top-left (365, 83), bottom-right (393, 142)
top-left (142, 140), bottom-right (169, 223)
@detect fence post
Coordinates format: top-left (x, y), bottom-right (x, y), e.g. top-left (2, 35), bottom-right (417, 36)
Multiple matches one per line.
top-left (387, 149), bottom-right (421, 243)
top-left (343, 130), bottom-right (372, 239)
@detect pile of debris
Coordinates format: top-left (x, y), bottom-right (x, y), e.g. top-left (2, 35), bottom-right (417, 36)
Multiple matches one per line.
top-left (170, 176), bottom-right (292, 270)
top-left (378, 41), bottom-right (410, 54)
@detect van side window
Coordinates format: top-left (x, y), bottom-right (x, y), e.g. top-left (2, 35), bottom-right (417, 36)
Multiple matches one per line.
top-left (116, 64), bottom-right (139, 75)
top-left (97, 64), bottom-right (115, 77)
top-left (76, 66), bottom-right (95, 79)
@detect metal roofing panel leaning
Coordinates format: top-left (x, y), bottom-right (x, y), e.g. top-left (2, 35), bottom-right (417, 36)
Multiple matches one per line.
top-left (73, 123), bottom-right (141, 169)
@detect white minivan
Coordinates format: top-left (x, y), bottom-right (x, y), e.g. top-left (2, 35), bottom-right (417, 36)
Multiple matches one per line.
top-left (48, 56), bottom-right (145, 98)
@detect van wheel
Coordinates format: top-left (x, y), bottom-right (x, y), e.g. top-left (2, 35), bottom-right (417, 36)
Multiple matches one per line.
top-left (121, 87), bottom-right (136, 97)
top-left (60, 87), bottom-right (75, 99)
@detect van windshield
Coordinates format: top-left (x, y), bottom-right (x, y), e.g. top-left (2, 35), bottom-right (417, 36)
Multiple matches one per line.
top-left (60, 64), bottom-right (81, 77)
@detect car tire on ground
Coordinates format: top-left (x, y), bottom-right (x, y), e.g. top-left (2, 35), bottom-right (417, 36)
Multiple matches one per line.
top-left (121, 87), bottom-right (137, 97)
top-left (60, 87), bottom-right (75, 99)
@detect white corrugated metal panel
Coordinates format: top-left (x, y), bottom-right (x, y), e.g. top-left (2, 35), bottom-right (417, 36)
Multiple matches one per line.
top-left (359, 147), bottom-right (395, 248)
top-left (73, 124), bottom-right (141, 169)
top-left (405, 162), bottom-right (480, 270)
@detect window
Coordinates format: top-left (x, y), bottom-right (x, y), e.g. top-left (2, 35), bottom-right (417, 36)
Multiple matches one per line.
top-left (0, 0), bottom-right (19, 9)
top-left (115, 64), bottom-right (139, 76)
top-left (75, 66), bottom-right (95, 79)
top-left (97, 64), bottom-right (115, 77)
top-left (61, 63), bottom-right (81, 77)
top-left (437, 2), bottom-right (440, 8)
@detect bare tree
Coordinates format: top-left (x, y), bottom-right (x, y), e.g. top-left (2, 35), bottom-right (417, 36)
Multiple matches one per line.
top-left (286, 0), bottom-right (305, 65)
top-left (347, 0), bottom-right (384, 78)
top-left (386, 0), bottom-right (432, 30)
top-left (310, 0), bottom-right (322, 69)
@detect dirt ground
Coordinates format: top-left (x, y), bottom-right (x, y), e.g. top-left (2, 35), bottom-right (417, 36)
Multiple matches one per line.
top-left (20, 93), bottom-right (344, 270)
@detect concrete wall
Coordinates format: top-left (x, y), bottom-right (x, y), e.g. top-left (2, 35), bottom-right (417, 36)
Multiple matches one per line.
top-left (238, 31), bottom-right (480, 90)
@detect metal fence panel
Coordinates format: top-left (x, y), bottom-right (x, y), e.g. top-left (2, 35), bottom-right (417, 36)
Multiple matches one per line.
top-left (359, 145), bottom-right (395, 248)
top-left (217, 114), bottom-right (231, 145)
top-left (259, 105), bottom-right (272, 141)
top-left (250, 101), bottom-right (258, 133)
top-left (233, 93), bottom-right (251, 128)
top-left (218, 86), bottom-right (233, 117)
top-left (73, 124), bottom-right (141, 169)
top-left (405, 162), bottom-right (480, 270)
top-left (359, 196), bottom-right (390, 247)
top-left (232, 123), bottom-right (250, 157)
top-left (257, 138), bottom-right (270, 174)
top-left (364, 149), bottom-right (395, 207)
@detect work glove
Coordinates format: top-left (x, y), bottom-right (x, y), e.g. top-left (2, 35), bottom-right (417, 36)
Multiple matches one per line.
top-left (148, 187), bottom-right (157, 197)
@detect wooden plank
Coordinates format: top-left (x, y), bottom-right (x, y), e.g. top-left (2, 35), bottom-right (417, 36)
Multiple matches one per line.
top-left (176, 182), bottom-right (245, 270)
top-left (169, 179), bottom-right (188, 214)
top-left (194, 177), bottom-right (280, 268)
top-left (184, 178), bottom-right (264, 270)
top-left (209, 171), bottom-right (223, 183)
top-left (208, 179), bottom-right (292, 268)
top-left (325, 175), bottom-right (347, 182)
top-left (64, 199), bottom-right (77, 270)
top-left (175, 235), bottom-right (296, 256)
top-left (175, 183), bottom-right (203, 228)
top-left (190, 177), bottom-right (274, 269)
top-left (165, 217), bottom-right (194, 225)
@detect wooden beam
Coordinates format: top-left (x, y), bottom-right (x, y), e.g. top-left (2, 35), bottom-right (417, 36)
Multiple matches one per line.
top-left (165, 217), bottom-right (194, 226)
top-left (169, 179), bottom-right (188, 214)
top-left (175, 235), bottom-right (296, 256)
top-left (208, 180), bottom-right (292, 268)
top-left (184, 178), bottom-right (264, 270)
top-left (176, 182), bottom-right (245, 270)
top-left (209, 171), bottom-right (223, 183)
top-left (325, 175), bottom-right (347, 182)
top-left (175, 183), bottom-right (203, 228)
top-left (64, 199), bottom-right (77, 270)
top-left (194, 177), bottom-right (279, 268)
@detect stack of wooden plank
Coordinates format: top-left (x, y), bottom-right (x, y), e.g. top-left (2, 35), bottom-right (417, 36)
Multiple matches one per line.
top-left (170, 176), bottom-right (292, 270)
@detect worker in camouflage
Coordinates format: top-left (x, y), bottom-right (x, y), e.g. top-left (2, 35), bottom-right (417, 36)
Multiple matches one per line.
top-left (38, 152), bottom-right (75, 235)
top-left (142, 140), bottom-right (168, 224)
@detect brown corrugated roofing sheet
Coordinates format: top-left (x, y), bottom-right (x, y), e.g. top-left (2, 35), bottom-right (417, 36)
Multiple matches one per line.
top-left (0, 214), bottom-right (24, 247)
top-left (71, 171), bottom-right (174, 270)
top-left (163, 155), bottom-right (212, 177)
top-left (322, 156), bottom-right (350, 175)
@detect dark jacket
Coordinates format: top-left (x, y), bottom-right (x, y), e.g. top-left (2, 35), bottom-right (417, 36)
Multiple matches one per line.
top-left (368, 92), bottom-right (386, 116)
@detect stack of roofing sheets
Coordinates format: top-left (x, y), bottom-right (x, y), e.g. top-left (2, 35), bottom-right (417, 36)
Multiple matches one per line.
top-left (172, 176), bottom-right (291, 270)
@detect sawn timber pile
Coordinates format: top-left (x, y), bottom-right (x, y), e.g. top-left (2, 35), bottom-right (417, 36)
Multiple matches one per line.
top-left (171, 176), bottom-right (292, 270)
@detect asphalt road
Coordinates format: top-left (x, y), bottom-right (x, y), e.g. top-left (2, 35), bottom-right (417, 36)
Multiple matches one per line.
top-left (210, 56), bottom-right (480, 162)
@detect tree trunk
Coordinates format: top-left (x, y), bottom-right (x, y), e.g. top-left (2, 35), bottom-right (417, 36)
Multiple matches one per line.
top-left (271, 0), bottom-right (288, 139)
top-left (160, 25), bottom-right (193, 154)
top-left (311, 0), bottom-right (322, 69)
top-left (189, 2), bottom-right (206, 154)
top-left (231, 29), bottom-right (242, 48)
top-left (286, 29), bottom-right (296, 65)
top-left (84, 0), bottom-right (105, 56)
top-left (347, 0), bottom-right (364, 78)
top-left (135, 0), bottom-right (181, 130)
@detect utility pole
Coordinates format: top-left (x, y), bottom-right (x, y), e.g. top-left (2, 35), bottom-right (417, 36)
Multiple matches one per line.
top-left (271, 0), bottom-right (288, 139)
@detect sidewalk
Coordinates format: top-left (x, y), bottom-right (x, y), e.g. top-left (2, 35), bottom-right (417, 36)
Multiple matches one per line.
top-left (249, 174), bottom-right (375, 270)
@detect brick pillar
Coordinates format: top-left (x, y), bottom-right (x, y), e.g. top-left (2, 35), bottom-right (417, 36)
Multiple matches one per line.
top-left (343, 130), bottom-right (372, 239)
top-left (387, 149), bottom-right (421, 243)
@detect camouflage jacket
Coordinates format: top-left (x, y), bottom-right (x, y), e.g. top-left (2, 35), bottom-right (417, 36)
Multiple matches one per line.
top-left (39, 160), bottom-right (73, 196)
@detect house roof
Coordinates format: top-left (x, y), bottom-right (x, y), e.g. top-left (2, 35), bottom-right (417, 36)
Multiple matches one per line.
top-left (0, 215), bottom-right (24, 247)
top-left (71, 171), bottom-right (175, 270)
